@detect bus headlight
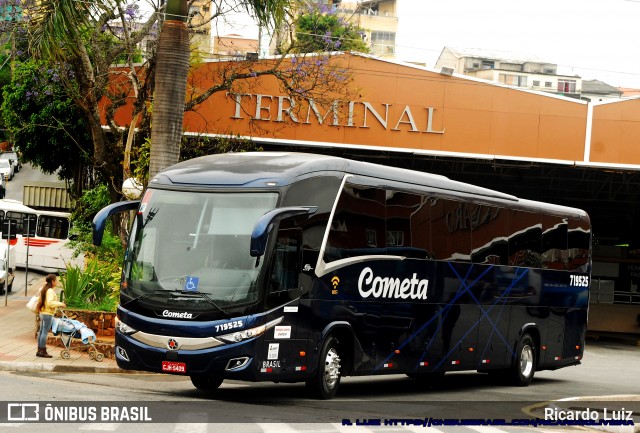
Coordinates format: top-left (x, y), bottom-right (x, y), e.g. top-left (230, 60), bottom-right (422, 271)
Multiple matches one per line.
top-left (115, 317), bottom-right (138, 335)
top-left (217, 317), bottom-right (283, 344)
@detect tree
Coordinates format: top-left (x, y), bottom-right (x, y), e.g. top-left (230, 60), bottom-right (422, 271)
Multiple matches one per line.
top-left (148, 0), bottom-right (293, 179)
top-left (26, 0), bottom-right (157, 198)
top-left (11, 0), bottom-right (356, 199)
top-left (1, 59), bottom-right (92, 183)
top-left (294, 4), bottom-right (369, 54)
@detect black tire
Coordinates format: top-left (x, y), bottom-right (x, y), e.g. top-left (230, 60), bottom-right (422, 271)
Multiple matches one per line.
top-left (306, 336), bottom-right (342, 399)
top-left (190, 374), bottom-right (223, 391)
top-left (509, 333), bottom-right (536, 386)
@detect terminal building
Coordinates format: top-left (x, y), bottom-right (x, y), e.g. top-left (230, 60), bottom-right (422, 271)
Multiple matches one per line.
top-left (111, 53), bottom-right (640, 337)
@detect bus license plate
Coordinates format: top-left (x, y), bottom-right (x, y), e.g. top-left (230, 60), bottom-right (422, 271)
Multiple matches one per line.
top-left (162, 361), bottom-right (187, 373)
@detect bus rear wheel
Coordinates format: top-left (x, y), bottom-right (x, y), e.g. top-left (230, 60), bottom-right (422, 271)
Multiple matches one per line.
top-left (190, 374), bottom-right (223, 391)
top-left (306, 336), bottom-right (341, 399)
top-left (510, 333), bottom-right (536, 386)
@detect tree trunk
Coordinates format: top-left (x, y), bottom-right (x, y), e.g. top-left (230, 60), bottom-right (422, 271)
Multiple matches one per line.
top-left (148, 3), bottom-right (190, 180)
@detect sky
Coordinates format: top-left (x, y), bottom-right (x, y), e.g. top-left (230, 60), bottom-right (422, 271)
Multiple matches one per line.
top-left (137, 0), bottom-right (640, 89)
top-left (395, 0), bottom-right (640, 88)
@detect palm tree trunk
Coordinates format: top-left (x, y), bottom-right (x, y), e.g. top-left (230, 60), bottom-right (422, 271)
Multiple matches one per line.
top-left (148, 1), bottom-right (190, 179)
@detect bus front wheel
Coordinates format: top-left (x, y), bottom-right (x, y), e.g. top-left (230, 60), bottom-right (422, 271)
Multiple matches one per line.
top-left (510, 333), bottom-right (536, 386)
top-left (190, 374), bottom-right (223, 391)
top-left (306, 336), bottom-right (342, 399)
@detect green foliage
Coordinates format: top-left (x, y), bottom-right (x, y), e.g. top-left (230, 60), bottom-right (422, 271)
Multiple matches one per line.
top-left (179, 135), bottom-right (264, 161)
top-left (132, 136), bottom-right (151, 187)
top-left (61, 258), bottom-right (120, 312)
top-left (69, 184), bottom-right (124, 261)
top-left (64, 183), bottom-right (123, 312)
top-left (294, 6), bottom-right (370, 54)
top-left (1, 59), bottom-right (92, 179)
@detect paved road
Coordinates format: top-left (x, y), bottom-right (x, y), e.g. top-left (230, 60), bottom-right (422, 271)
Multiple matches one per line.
top-left (4, 162), bottom-right (50, 203)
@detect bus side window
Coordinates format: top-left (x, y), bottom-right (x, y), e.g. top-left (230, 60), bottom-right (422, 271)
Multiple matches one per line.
top-left (508, 210), bottom-right (543, 268)
top-left (266, 228), bottom-right (302, 310)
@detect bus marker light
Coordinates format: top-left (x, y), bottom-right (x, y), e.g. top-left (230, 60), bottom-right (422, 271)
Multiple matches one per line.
top-left (299, 351), bottom-right (306, 357)
top-left (451, 360), bottom-right (460, 365)
top-left (295, 366), bottom-right (307, 372)
top-left (384, 363), bottom-right (393, 368)
top-left (575, 345), bottom-right (580, 350)
top-left (554, 356), bottom-right (561, 361)
top-left (395, 350), bottom-right (400, 354)
top-left (468, 347), bottom-right (474, 352)
top-left (542, 345), bottom-right (547, 350)
top-left (482, 359), bottom-right (490, 364)
top-left (260, 368), bottom-right (273, 373)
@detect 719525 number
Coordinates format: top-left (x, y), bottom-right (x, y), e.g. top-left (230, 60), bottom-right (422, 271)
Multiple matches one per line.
top-left (569, 275), bottom-right (590, 287)
top-left (215, 320), bottom-right (244, 332)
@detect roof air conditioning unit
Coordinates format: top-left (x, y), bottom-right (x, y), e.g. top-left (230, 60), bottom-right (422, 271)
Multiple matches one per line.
top-left (440, 66), bottom-right (454, 76)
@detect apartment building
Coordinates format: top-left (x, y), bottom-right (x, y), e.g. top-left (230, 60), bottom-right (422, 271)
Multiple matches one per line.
top-left (435, 46), bottom-right (584, 98)
top-left (338, 0), bottom-right (398, 57)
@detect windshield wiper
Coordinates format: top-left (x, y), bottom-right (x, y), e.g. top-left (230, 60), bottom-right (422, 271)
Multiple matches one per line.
top-left (171, 290), bottom-right (230, 318)
top-left (122, 290), bottom-right (173, 308)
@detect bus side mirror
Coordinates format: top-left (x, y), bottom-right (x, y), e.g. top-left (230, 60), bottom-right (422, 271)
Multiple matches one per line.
top-left (92, 200), bottom-right (140, 246)
top-left (250, 206), bottom-right (317, 258)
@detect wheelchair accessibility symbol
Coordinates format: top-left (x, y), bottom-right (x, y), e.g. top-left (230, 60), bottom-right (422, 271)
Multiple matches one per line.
top-left (184, 276), bottom-right (199, 292)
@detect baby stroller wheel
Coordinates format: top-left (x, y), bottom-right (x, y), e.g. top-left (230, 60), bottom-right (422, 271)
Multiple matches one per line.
top-left (61, 350), bottom-right (71, 359)
top-left (89, 351), bottom-right (95, 360)
top-left (95, 353), bottom-right (104, 362)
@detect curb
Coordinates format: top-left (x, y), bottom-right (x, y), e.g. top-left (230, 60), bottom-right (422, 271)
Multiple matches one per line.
top-left (0, 360), bottom-right (123, 374)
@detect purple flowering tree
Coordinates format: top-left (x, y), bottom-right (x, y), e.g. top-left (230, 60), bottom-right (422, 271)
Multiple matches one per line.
top-left (293, 4), bottom-right (369, 54)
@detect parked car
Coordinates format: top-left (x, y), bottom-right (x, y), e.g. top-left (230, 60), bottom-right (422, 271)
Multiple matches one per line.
top-left (0, 151), bottom-right (21, 173)
top-left (0, 244), bottom-right (15, 295)
top-left (0, 159), bottom-right (14, 181)
top-left (0, 175), bottom-right (6, 199)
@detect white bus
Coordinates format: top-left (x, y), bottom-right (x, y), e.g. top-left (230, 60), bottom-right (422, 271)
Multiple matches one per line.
top-left (0, 199), bottom-right (82, 272)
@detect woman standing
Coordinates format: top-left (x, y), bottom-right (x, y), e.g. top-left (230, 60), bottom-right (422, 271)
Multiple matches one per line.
top-left (36, 274), bottom-right (65, 358)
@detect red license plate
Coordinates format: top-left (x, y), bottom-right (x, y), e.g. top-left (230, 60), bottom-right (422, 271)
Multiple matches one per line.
top-left (162, 361), bottom-right (187, 373)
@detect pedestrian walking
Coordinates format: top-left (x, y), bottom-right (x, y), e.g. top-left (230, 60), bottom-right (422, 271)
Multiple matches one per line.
top-left (36, 274), bottom-right (65, 358)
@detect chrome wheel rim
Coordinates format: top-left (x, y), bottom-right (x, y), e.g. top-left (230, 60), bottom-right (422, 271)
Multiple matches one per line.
top-left (520, 344), bottom-right (534, 378)
top-left (323, 347), bottom-right (341, 389)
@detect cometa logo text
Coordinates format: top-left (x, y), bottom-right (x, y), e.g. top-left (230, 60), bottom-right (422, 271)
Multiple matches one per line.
top-left (357, 267), bottom-right (429, 300)
top-left (162, 310), bottom-right (193, 319)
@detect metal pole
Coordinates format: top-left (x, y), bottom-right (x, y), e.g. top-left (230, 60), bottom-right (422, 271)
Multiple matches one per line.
top-left (4, 220), bottom-right (10, 307)
top-left (24, 217), bottom-right (30, 296)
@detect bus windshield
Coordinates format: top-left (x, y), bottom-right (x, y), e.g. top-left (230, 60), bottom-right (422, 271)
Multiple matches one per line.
top-left (123, 190), bottom-right (279, 312)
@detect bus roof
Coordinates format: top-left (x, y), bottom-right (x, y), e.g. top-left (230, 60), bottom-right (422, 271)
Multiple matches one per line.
top-left (152, 152), bottom-right (588, 219)
top-left (0, 199), bottom-right (71, 218)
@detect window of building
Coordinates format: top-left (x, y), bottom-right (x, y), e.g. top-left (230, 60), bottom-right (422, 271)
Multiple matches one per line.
top-left (558, 79), bottom-right (577, 93)
top-left (499, 74), bottom-right (528, 87)
top-left (545, 82), bottom-right (553, 88)
top-left (481, 60), bottom-right (495, 70)
top-left (371, 31), bottom-right (395, 44)
top-left (533, 80), bottom-right (540, 86)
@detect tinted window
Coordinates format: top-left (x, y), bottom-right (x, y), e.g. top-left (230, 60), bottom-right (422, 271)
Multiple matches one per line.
top-left (431, 198), bottom-right (471, 262)
top-left (471, 204), bottom-right (507, 265)
top-left (541, 216), bottom-right (568, 270)
top-left (567, 218), bottom-right (590, 272)
top-left (324, 184), bottom-right (386, 262)
top-left (508, 210), bottom-right (543, 268)
top-left (38, 215), bottom-right (70, 239)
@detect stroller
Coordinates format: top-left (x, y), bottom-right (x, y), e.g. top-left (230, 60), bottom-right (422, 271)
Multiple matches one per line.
top-left (51, 311), bottom-right (104, 362)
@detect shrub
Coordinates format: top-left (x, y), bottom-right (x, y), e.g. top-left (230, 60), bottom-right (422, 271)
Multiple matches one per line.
top-left (61, 258), bottom-right (120, 311)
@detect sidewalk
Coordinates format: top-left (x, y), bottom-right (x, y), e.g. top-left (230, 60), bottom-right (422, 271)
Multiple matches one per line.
top-left (0, 276), bottom-right (122, 373)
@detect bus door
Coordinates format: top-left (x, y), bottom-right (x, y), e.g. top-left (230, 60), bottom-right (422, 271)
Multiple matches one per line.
top-left (259, 228), bottom-right (309, 376)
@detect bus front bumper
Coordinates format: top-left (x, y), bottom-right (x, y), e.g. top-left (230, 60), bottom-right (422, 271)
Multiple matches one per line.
top-left (115, 331), bottom-right (262, 381)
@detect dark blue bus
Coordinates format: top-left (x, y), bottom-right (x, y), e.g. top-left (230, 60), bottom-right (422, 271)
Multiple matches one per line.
top-left (93, 152), bottom-right (591, 399)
